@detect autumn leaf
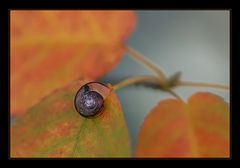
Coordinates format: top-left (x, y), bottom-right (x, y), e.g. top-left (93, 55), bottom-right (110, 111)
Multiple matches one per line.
top-left (136, 92), bottom-right (229, 158)
top-left (11, 80), bottom-right (131, 158)
top-left (10, 10), bottom-right (136, 116)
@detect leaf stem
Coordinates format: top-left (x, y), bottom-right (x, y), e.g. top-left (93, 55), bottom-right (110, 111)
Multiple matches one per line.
top-left (113, 75), bottom-right (229, 92)
top-left (165, 88), bottom-right (185, 103)
top-left (113, 75), bottom-right (184, 102)
top-left (179, 81), bottom-right (229, 90)
top-left (113, 75), bottom-right (160, 91)
top-left (120, 46), bottom-right (229, 102)
top-left (125, 46), bottom-right (167, 83)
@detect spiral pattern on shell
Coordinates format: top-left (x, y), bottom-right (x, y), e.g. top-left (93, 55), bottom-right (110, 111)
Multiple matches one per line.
top-left (74, 82), bottom-right (110, 118)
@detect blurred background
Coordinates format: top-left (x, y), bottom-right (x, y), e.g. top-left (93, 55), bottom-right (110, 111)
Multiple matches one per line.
top-left (11, 10), bottom-right (230, 152)
top-left (100, 10), bottom-right (230, 151)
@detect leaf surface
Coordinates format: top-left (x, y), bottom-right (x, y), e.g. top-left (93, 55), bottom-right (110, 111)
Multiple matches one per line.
top-left (11, 10), bottom-right (136, 116)
top-left (136, 92), bottom-right (229, 158)
top-left (11, 80), bottom-right (131, 157)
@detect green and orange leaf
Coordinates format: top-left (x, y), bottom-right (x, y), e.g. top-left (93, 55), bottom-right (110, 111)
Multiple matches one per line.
top-left (11, 80), bottom-right (131, 157)
top-left (136, 92), bottom-right (229, 158)
top-left (11, 10), bottom-right (136, 116)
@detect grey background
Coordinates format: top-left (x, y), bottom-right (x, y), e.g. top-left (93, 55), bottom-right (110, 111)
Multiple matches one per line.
top-left (100, 11), bottom-right (230, 151)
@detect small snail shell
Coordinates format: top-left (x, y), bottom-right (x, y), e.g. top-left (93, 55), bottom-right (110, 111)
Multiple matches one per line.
top-left (74, 82), bottom-right (111, 118)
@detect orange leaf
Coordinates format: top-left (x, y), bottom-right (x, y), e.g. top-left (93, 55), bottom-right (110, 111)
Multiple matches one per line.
top-left (136, 92), bottom-right (229, 158)
top-left (10, 10), bottom-right (136, 116)
top-left (11, 80), bottom-right (131, 157)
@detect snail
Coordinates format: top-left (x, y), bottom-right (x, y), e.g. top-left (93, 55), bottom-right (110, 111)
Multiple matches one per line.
top-left (74, 82), bottom-right (111, 118)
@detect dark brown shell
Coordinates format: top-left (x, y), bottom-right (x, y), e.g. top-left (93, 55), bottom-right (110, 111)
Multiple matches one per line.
top-left (74, 82), bottom-right (110, 118)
